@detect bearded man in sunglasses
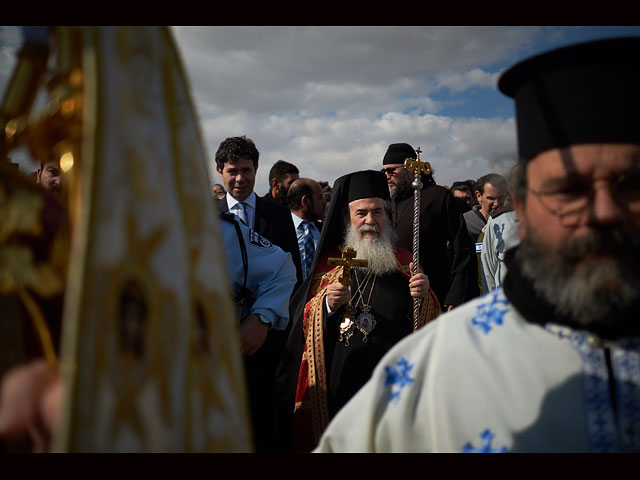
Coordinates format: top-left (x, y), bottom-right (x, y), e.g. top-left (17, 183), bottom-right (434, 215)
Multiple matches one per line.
top-left (381, 143), bottom-right (479, 311)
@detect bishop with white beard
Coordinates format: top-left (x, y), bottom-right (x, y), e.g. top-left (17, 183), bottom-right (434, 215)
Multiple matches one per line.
top-left (275, 170), bottom-right (441, 452)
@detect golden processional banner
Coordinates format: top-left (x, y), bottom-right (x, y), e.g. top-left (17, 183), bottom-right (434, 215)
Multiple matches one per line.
top-left (48, 26), bottom-right (252, 452)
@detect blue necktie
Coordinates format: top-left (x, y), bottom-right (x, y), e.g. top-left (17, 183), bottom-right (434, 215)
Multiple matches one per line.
top-left (301, 221), bottom-right (315, 279)
top-left (236, 202), bottom-right (248, 226)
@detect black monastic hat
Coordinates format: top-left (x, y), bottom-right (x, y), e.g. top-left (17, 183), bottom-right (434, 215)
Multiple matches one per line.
top-left (310, 170), bottom-right (390, 261)
top-left (346, 169), bottom-right (391, 203)
top-left (383, 143), bottom-right (417, 165)
top-left (498, 37), bottom-right (640, 161)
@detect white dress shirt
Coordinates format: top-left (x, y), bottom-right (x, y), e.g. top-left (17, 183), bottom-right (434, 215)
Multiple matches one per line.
top-left (291, 212), bottom-right (320, 247)
top-left (226, 191), bottom-right (257, 228)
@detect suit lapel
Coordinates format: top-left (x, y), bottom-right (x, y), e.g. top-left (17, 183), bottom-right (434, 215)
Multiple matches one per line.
top-left (217, 197), bottom-right (229, 214)
top-left (253, 196), bottom-right (268, 235)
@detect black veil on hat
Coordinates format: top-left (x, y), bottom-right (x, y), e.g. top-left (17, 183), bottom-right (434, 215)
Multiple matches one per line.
top-left (286, 169), bottom-right (390, 327)
top-left (498, 36), bottom-right (640, 161)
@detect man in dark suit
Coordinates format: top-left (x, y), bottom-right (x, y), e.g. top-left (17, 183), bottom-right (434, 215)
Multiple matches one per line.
top-left (286, 178), bottom-right (326, 281)
top-left (214, 135), bottom-right (302, 452)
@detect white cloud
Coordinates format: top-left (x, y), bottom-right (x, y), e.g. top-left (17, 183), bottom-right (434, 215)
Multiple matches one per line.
top-left (0, 26), bottom-right (537, 187)
top-left (203, 108), bottom-right (518, 195)
top-left (435, 68), bottom-right (502, 92)
top-left (170, 26), bottom-right (539, 194)
top-left (4, 25), bottom-right (637, 193)
top-left (172, 26), bottom-right (539, 115)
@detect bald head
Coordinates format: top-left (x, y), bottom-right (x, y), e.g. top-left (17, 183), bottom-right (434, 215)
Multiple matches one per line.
top-left (288, 178), bottom-right (326, 222)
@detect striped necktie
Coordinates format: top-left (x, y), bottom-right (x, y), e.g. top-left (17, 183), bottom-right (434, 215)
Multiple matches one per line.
top-left (301, 221), bottom-right (315, 279)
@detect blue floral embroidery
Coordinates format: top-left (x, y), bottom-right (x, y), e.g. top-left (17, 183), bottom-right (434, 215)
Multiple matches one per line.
top-left (384, 357), bottom-right (414, 403)
top-left (462, 429), bottom-right (508, 453)
top-left (546, 325), bottom-right (640, 452)
top-left (471, 289), bottom-right (509, 334)
top-left (581, 344), bottom-right (618, 452)
top-left (611, 340), bottom-right (640, 452)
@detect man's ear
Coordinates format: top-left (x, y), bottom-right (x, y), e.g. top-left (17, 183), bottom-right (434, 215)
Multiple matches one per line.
top-left (36, 169), bottom-right (42, 184)
top-left (512, 194), bottom-right (528, 240)
top-left (270, 177), bottom-right (279, 192)
top-left (301, 194), bottom-right (311, 210)
top-left (216, 165), bottom-right (223, 177)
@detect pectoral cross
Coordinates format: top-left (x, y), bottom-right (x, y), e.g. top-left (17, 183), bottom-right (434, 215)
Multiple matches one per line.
top-left (327, 247), bottom-right (368, 286)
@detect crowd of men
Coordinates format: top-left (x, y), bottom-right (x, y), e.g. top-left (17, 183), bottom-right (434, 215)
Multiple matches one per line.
top-left (2, 36), bottom-right (640, 453)
top-left (210, 135), bottom-right (472, 451)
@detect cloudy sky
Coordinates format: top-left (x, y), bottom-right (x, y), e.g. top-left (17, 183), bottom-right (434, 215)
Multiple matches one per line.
top-left (2, 26), bottom-right (640, 194)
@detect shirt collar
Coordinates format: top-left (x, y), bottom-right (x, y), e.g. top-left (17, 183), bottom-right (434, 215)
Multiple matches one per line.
top-left (226, 191), bottom-right (256, 210)
top-left (291, 212), bottom-right (305, 229)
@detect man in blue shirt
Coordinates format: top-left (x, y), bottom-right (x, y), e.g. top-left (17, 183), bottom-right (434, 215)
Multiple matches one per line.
top-left (214, 136), bottom-right (303, 289)
top-left (218, 209), bottom-right (297, 452)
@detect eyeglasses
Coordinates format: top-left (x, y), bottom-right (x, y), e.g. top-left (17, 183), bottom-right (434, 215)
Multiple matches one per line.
top-left (381, 166), bottom-right (403, 176)
top-left (528, 170), bottom-right (640, 226)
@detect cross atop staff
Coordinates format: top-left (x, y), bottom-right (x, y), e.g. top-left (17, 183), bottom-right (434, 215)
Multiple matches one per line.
top-left (403, 147), bottom-right (432, 179)
top-left (328, 247), bottom-right (368, 286)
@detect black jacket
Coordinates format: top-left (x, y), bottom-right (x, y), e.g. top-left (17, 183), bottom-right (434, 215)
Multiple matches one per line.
top-left (392, 184), bottom-right (479, 307)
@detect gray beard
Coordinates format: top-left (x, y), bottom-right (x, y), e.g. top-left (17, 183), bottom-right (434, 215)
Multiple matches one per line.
top-left (341, 222), bottom-right (399, 276)
top-left (515, 224), bottom-right (640, 333)
top-left (389, 180), bottom-right (410, 200)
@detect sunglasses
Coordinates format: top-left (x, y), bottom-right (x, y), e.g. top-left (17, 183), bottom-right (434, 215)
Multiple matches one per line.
top-left (381, 166), bottom-right (403, 175)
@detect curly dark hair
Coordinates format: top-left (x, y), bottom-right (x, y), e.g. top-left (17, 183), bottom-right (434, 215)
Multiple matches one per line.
top-left (214, 136), bottom-right (260, 170)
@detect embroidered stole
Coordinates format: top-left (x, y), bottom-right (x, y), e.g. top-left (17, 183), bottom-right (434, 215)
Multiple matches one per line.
top-left (291, 249), bottom-right (441, 451)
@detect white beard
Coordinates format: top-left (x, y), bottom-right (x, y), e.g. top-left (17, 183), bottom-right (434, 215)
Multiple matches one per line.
top-left (342, 221), bottom-right (398, 276)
